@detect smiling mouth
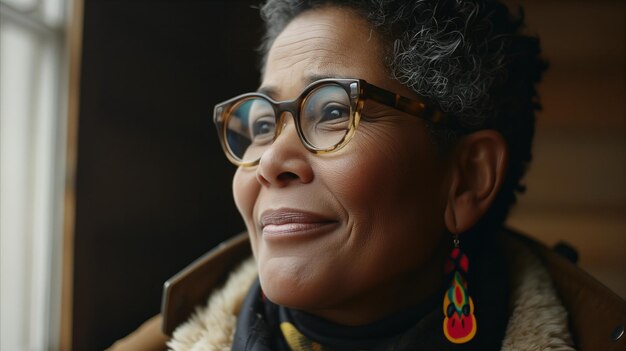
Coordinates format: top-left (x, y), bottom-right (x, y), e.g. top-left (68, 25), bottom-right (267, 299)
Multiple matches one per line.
top-left (260, 208), bottom-right (338, 238)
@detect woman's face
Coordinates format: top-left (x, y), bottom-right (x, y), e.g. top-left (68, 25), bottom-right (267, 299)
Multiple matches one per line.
top-left (233, 6), bottom-right (450, 325)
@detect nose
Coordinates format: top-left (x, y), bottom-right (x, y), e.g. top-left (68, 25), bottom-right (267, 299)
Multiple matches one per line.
top-left (255, 115), bottom-right (314, 187)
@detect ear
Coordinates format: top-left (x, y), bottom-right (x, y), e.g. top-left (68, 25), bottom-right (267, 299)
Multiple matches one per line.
top-left (444, 130), bottom-right (508, 235)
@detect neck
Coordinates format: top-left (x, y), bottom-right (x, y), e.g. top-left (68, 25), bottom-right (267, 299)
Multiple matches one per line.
top-left (303, 237), bottom-right (448, 326)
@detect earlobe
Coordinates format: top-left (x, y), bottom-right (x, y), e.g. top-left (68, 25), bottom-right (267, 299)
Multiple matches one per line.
top-left (444, 130), bottom-right (508, 234)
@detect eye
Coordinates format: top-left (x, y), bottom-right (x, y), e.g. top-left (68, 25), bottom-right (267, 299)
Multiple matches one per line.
top-left (251, 117), bottom-right (276, 141)
top-left (319, 103), bottom-right (349, 123)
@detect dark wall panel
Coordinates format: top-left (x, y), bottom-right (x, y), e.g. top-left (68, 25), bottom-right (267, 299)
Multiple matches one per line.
top-left (74, 1), bottom-right (260, 349)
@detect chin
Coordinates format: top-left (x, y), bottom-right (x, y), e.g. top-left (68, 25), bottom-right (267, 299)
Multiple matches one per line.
top-left (258, 256), bottom-right (337, 310)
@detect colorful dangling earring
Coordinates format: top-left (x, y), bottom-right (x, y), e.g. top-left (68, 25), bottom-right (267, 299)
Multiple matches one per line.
top-left (442, 234), bottom-right (477, 344)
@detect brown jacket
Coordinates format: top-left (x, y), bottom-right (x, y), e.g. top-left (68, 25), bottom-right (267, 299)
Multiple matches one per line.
top-left (108, 229), bottom-right (626, 351)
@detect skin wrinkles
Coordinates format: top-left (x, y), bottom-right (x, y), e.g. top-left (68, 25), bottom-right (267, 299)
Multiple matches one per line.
top-left (269, 20), bottom-right (353, 57)
top-left (264, 10), bottom-right (386, 94)
top-left (268, 45), bottom-right (352, 87)
top-left (268, 22), bottom-right (352, 69)
top-left (358, 105), bottom-right (411, 144)
top-left (258, 72), bottom-right (354, 100)
top-left (233, 6), bottom-right (450, 326)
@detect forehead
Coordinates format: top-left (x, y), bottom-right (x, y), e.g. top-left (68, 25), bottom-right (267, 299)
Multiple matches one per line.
top-left (262, 6), bottom-right (387, 98)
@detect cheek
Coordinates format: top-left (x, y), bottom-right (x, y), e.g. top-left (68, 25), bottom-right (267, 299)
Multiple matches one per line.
top-left (232, 168), bottom-right (260, 234)
top-left (329, 122), bottom-right (444, 219)
top-left (325, 123), bottom-right (447, 267)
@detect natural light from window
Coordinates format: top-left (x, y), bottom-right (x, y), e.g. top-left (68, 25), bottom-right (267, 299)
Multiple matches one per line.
top-left (1, 0), bottom-right (70, 349)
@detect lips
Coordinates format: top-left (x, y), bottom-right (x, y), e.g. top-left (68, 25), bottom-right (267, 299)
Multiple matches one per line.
top-left (259, 208), bottom-right (337, 237)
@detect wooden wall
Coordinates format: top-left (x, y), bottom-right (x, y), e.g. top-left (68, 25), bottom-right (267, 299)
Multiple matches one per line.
top-left (505, 0), bottom-right (625, 299)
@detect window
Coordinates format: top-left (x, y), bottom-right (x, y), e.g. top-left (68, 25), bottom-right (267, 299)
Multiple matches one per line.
top-left (0, 0), bottom-right (71, 349)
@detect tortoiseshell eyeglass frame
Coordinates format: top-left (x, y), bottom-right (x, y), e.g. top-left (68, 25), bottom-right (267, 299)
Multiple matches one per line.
top-left (213, 78), bottom-right (446, 167)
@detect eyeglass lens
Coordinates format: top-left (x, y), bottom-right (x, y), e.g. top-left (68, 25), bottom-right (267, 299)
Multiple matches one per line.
top-left (224, 83), bottom-right (352, 163)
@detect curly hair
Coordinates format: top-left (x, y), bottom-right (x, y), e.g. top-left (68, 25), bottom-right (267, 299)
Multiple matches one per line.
top-left (258, 0), bottom-right (547, 229)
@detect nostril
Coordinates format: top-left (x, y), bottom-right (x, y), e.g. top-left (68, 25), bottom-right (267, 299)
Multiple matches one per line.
top-left (277, 171), bottom-right (299, 183)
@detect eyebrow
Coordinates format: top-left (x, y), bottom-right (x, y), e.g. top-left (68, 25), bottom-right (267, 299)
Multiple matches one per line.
top-left (256, 73), bottom-right (350, 99)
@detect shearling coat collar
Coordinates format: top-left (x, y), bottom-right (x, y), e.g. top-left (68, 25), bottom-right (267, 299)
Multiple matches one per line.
top-left (167, 237), bottom-right (575, 351)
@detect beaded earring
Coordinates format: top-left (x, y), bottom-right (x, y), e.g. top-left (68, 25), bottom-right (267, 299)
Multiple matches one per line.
top-left (442, 235), bottom-right (477, 344)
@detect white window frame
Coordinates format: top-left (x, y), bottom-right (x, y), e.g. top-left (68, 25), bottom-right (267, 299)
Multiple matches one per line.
top-left (0, 0), bottom-right (73, 349)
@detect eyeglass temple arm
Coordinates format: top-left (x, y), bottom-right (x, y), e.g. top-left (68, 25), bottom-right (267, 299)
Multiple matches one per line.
top-left (361, 82), bottom-right (446, 124)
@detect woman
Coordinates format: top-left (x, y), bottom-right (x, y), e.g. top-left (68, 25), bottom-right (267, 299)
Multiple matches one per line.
top-left (110, 0), bottom-right (626, 350)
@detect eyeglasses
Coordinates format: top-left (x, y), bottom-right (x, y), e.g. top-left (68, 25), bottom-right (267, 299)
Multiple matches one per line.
top-left (213, 78), bottom-right (445, 167)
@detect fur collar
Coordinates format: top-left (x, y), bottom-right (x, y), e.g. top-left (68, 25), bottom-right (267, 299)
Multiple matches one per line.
top-left (167, 257), bottom-right (257, 351)
top-left (500, 238), bottom-right (575, 351)
top-left (168, 238), bottom-right (575, 351)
